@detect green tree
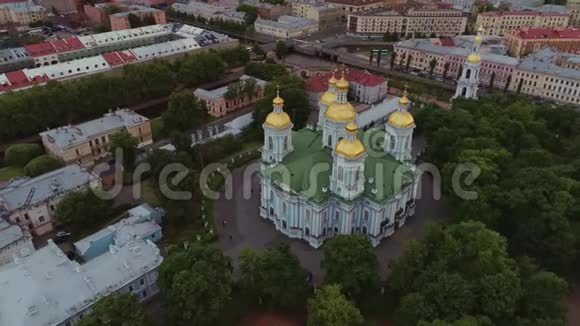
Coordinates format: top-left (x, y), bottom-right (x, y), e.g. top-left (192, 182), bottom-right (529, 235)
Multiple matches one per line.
top-left (442, 62), bottom-right (450, 79)
top-left (170, 130), bottom-right (192, 154)
top-left (275, 40), bottom-right (289, 59)
top-left (244, 62), bottom-right (288, 81)
top-left (5, 143), bottom-right (43, 166)
top-left (239, 244), bottom-right (311, 308)
top-left (109, 129), bottom-right (139, 171)
top-left (307, 284), bottom-right (364, 326)
top-left (406, 54), bottom-right (412, 71)
top-left (78, 293), bottom-right (146, 326)
top-left (55, 191), bottom-right (113, 235)
top-left (158, 244), bottom-right (233, 326)
top-left (236, 4), bottom-right (258, 24)
top-left (323, 235), bottom-right (378, 301)
top-left (23, 155), bottom-right (63, 177)
top-left (163, 90), bottom-right (208, 132)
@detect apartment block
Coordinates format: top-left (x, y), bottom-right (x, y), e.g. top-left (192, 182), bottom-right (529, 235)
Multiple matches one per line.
top-left (476, 10), bottom-right (569, 36)
top-left (255, 15), bottom-right (319, 38)
top-left (291, 0), bottom-right (343, 29)
top-left (505, 27), bottom-right (580, 57)
top-left (347, 8), bottom-right (468, 37)
top-left (0, 1), bottom-right (47, 25)
top-left (40, 109), bottom-right (153, 167)
top-left (109, 5), bottom-right (167, 31)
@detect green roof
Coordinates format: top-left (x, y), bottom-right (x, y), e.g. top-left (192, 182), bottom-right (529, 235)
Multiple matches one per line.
top-left (264, 128), bottom-right (414, 205)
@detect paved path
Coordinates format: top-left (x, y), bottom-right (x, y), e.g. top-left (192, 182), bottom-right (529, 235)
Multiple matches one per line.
top-left (214, 159), bottom-right (450, 285)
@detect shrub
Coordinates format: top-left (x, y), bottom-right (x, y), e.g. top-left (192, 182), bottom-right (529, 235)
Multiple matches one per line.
top-left (24, 155), bottom-right (63, 177)
top-left (5, 143), bottom-right (43, 166)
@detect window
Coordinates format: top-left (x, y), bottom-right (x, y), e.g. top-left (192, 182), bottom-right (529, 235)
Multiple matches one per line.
top-left (39, 216), bottom-right (45, 223)
top-left (16, 217), bottom-right (21, 223)
top-left (140, 278), bottom-right (145, 287)
top-left (283, 137), bottom-right (288, 150)
top-left (24, 213), bottom-right (30, 220)
top-left (268, 136), bottom-right (273, 150)
top-left (129, 285), bottom-right (134, 292)
top-left (338, 166), bottom-right (344, 181)
top-left (142, 290), bottom-right (148, 298)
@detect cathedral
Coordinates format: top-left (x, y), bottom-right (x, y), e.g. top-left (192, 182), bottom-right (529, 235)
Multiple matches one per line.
top-left (259, 73), bottom-right (419, 248)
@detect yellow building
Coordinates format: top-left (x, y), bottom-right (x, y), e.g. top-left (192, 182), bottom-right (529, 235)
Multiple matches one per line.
top-left (476, 10), bottom-right (569, 36)
top-left (0, 1), bottom-right (47, 25)
top-left (504, 28), bottom-right (580, 58)
top-left (291, 0), bottom-right (343, 30)
top-left (347, 8), bottom-right (467, 37)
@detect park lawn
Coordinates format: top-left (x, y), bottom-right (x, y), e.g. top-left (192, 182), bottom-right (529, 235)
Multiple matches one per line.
top-left (0, 166), bottom-right (25, 182)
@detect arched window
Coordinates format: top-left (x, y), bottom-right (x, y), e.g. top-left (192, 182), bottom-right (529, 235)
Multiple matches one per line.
top-left (362, 226), bottom-right (367, 234)
top-left (364, 210), bottom-right (369, 222)
top-left (465, 69), bottom-right (471, 79)
top-left (306, 210), bottom-right (311, 223)
top-left (327, 135), bottom-right (332, 147)
top-left (355, 168), bottom-right (360, 182)
top-left (389, 135), bottom-right (396, 151)
top-left (461, 87), bottom-right (467, 97)
top-left (305, 227), bottom-right (310, 236)
top-left (338, 166), bottom-right (344, 181)
top-left (334, 211), bottom-right (340, 221)
top-left (283, 136), bottom-right (288, 150)
top-left (333, 226), bottom-right (339, 234)
top-left (268, 136), bottom-right (273, 150)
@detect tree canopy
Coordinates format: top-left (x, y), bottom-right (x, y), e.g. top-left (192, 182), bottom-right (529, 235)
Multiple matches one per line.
top-left (239, 243), bottom-right (311, 308)
top-left (55, 190), bottom-right (113, 236)
top-left (414, 95), bottom-right (580, 279)
top-left (388, 221), bottom-right (568, 325)
top-left (23, 154), bottom-right (63, 177)
top-left (5, 143), bottom-right (43, 166)
top-left (307, 284), bottom-right (364, 326)
top-left (158, 243), bottom-right (233, 326)
top-left (162, 90), bottom-right (208, 132)
top-left (109, 129), bottom-right (138, 171)
top-left (77, 293), bottom-right (146, 326)
top-left (322, 234), bottom-right (378, 301)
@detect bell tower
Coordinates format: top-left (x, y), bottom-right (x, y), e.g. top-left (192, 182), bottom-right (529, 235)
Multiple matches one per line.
top-left (262, 87), bottom-right (293, 164)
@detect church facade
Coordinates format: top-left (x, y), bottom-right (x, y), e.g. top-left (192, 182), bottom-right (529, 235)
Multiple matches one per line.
top-left (259, 74), bottom-right (419, 248)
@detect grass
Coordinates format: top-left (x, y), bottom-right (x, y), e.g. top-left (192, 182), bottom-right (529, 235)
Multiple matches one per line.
top-left (0, 166), bottom-right (25, 182)
top-left (140, 178), bottom-right (162, 206)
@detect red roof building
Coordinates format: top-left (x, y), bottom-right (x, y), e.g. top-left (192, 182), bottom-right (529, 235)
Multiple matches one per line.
top-left (505, 27), bottom-right (580, 57)
top-left (476, 10), bottom-right (570, 36)
top-left (305, 69), bottom-right (388, 105)
top-left (24, 42), bottom-right (57, 57)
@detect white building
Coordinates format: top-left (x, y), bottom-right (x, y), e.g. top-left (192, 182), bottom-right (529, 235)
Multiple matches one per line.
top-left (0, 218), bottom-right (34, 266)
top-left (254, 15), bottom-right (319, 39)
top-left (0, 236), bottom-right (162, 326)
top-left (0, 164), bottom-right (100, 236)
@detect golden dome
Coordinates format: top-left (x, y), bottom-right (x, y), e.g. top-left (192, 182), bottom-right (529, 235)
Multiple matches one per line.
top-left (265, 111), bottom-right (292, 129)
top-left (387, 111), bottom-right (415, 129)
top-left (324, 102), bottom-right (356, 122)
top-left (336, 137), bottom-right (365, 159)
top-left (336, 76), bottom-right (349, 89)
top-left (273, 95), bottom-right (284, 106)
top-left (467, 53), bottom-right (481, 63)
top-left (399, 95), bottom-right (410, 105)
top-left (320, 91), bottom-right (337, 106)
top-left (474, 35), bottom-right (482, 44)
top-left (328, 74), bottom-right (337, 85)
top-left (345, 122), bottom-right (358, 133)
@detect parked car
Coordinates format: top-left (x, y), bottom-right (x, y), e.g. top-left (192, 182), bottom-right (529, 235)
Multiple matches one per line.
top-left (54, 231), bottom-right (71, 244)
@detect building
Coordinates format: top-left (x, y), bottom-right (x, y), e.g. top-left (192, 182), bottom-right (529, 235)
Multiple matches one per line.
top-left (259, 74), bottom-right (419, 248)
top-left (570, 0), bottom-right (580, 27)
top-left (38, 0), bottom-right (77, 14)
top-left (0, 164), bottom-right (100, 236)
top-left (0, 218), bottom-right (34, 266)
top-left (40, 109), bottom-right (153, 167)
top-left (305, 69), bottom-right (387, 105)
top-left (74, 203), bottom-right (164, 261)
top-left (440, 0), bottom-right (476, 12)
top-left (0, 1), bottom-right (47, 25)
top-left (109, 5), bottom-right (167, 31)
top-left (504, 27), bottom-right (580, 57)
top-left (0, 47), bottom-right (32, 74)
top-left (326, 0), bottom-right (386, 14)
top-left (454, 29), bottom-right (482, 99)
top-left (194, 75), bottom-right (267, 118)
top-left (394, 37), bottom-right (518, 90)
top-left (347, 8), bottom-right (468, 37)
top-left (0, 236), bottom-right (162, 326)
top-left (291, 0), bottom-right (343, 30)
top-left (0, 24), bottom-right (237, 93)
top-left (509, 47), bottom-right (580, 105)
top-left (476, 11), bottom-right (569, 36)
top-left (255, 15), bottom-right (319, 38)
top-left (240, 0), bottom-right (291, 19)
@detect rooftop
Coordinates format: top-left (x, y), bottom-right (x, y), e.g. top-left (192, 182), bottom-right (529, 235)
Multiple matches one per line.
top-left (264, 128), bottom-right (413, 204)
top-left (305, 69), bottom-right (385, 93)
top-left (194, 75), bottom-right (267, 100)
top-left (518, 47), bottom-right (580, 80)
top-left (481, 10), bottom-right (568, 16)
top-left (40, 109), bottom-right (149, 149)
top-left (0, 164), bottom-right (98, 213)
top-left (513, 27), bottom-right (580, 39)
top-left (0, 218), bottom-right (28, 251)
top-left (0, 238), bottom-right (162, 326)
top-left (255, 15), bottom-right (318, 29)
top-left (110, 5), bottom-right (163, 17)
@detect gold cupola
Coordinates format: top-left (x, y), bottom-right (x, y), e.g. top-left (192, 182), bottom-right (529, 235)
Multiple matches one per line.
top-left (324, 70), bottom-right (356, 123)
top-left (335, 123), bottom-right (365, 159)
top-left (320, 71), bottom-right (338, 106)
top-left (387, 87), bottom-right (415, 129)
top-left (264, 88), bottom-right (292, 129)
top-left (467, 53), bottom-right (481, 63)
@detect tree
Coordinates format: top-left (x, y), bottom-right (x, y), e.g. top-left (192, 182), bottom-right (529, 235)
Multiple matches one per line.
top-left (428, 58), bottom-right (437, 76)
top-left (170, 131), bottom-right (192, 154)
top-left (245, 62), bottom-right (288, 81)
top-left (163, 90), bottom-right (208, 132)
top-left (24, 155), bottom-right (63, 177)
top-left (158, 244), bottom-right (233, 326)
top-left (239, 244), bottom-right (311, 308)
top-left (516, 78), bottom-right (524, 94)
top-left (504, 75), bottom-right (512, 92)
top-left (307, 284), bottom-right (364, 326)
top-left (390, 51), bottom-right (397, 69)
top-left (323, 235), bottom-right (378, 301)
top-left (109, 129), bottom-right (138, 171)
top-left (442, 62), bottom-right (450, 79)
top-left (127, 13), bottom-right (142, 28)
top-left (236, 4), bottom-right (258, 24)
top-left (55, 191), bottom-right (113, 235)
top-left (275, 40), bottom-right (289, 59)
top-left (5, 143), bottom-right (43, 166)
top-left (78, 293), bottom-right (146, 326)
